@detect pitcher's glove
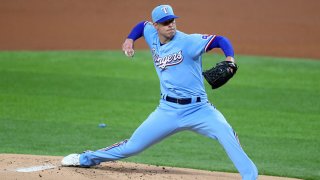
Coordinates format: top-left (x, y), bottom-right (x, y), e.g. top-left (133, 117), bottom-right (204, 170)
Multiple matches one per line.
top-left (202, 61), bottom-right (238, 89)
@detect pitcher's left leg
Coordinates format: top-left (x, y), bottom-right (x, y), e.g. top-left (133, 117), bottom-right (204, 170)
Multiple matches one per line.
top-left (187, 104), bottom-right (258, 180)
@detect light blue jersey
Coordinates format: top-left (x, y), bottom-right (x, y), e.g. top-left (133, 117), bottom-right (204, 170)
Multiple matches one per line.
top-left (144, 22), bottom-right (215, 98)
top-left (77, 5), bottom-right (258, 179)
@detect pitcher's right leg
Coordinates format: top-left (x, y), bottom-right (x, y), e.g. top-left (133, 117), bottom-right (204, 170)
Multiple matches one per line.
top-left (79, 107), bottom-right (180, 167)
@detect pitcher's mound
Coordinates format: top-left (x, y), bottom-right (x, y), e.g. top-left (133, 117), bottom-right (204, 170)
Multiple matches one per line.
top-left (1, 154), bottom-right (300, 180)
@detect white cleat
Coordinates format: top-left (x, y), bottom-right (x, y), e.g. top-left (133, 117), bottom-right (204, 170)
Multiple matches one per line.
top-left (61, 154), bottom-right (80, 166)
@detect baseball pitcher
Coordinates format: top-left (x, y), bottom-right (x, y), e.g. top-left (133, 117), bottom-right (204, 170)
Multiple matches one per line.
top-left (62, 5), bottom-right (258, 180)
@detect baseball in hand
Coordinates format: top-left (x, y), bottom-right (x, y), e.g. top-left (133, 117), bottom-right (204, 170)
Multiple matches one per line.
top-left (125, 50), bottom-right (134, 57)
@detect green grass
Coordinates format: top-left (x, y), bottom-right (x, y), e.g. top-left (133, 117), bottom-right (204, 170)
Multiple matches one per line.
top-left (0, 51), bottom-right (319, 179)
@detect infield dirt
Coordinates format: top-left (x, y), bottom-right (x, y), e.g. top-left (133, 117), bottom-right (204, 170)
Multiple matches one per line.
top-left (1, 154), bottom-right (301, 180)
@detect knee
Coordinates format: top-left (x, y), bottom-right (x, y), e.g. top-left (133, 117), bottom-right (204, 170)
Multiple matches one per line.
top-left (121, 141), bottom-right (146, 157)
top-left (122, 145), bottom-right (143, 157)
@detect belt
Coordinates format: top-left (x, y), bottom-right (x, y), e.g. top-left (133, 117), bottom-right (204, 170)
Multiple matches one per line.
top-left (163, 95), bottom-right (201, 105)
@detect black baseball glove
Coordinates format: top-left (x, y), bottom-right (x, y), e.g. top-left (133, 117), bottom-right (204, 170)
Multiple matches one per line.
top-left (202, 60), bottom-right (238, 89)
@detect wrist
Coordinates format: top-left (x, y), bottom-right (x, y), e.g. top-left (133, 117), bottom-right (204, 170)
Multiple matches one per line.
top-left (226, 56), bottom-right (235, 63)
top-left (126, 38), bottom-right (134, 42)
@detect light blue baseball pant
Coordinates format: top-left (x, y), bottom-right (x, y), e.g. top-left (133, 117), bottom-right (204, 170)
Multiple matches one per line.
top-left (80, 100), bottom-right (258, 180)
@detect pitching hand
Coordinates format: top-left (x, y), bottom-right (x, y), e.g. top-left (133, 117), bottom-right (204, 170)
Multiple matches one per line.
top-left (122, 39), bottom-right (135, 57)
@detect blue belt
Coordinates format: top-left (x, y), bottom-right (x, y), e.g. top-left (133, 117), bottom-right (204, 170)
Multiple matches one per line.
top-left (162, 95), bottom-right (201, 105)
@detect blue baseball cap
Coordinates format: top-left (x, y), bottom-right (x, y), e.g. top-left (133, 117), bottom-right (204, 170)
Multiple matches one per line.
top-left (152, 5), bottom-right (179, 23)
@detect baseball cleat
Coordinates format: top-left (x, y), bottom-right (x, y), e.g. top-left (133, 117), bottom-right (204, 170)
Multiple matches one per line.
top-left (61, 153), bottom-right (80, 166)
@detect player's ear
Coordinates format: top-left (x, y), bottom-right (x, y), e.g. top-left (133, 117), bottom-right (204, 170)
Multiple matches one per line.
top-left (153, 22), bottom-right (159, 29)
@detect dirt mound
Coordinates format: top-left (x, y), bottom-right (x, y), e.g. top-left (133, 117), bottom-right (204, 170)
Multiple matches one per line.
top-left (1, 154), bottom-right (300, 180)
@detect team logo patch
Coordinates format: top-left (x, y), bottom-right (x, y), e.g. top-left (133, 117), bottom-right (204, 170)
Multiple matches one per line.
top-left (202, 34), bottom-right (210, 39)
top-left (152, 49), bottom-right (184, 70)
top-left (201, 35), bottom-right (210, 39)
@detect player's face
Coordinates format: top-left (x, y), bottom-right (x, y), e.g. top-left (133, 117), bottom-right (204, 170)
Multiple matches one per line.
top-left (154, 19), bottom-right (176, 43)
